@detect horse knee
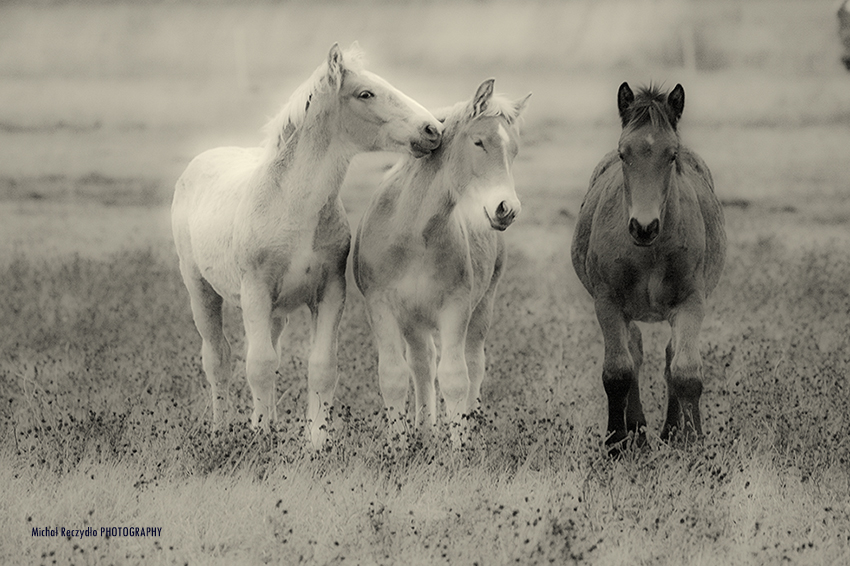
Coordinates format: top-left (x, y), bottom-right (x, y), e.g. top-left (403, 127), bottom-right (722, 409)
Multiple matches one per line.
top-left (246, 348), bottom-right (278, 391)
top-left (202, 338), bottom-right (230, 373)
top-left (669, 352), bottom-right (703, 393)
top-left (602, 366), bottom-right (636, 396)
top-left (439, 366), bottom-right (470, 417)
top-left (307, 355), bottom-right (338, 394)
top-left (379, 359), bottom-right (409, 403)
top-left (669, 374), bottom-right (703, 401)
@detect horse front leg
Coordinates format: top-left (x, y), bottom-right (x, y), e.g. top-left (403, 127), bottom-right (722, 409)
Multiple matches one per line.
top-left (240, 277), bottom-right (279, 432)
top-left (305, 273), bottom-right (345, 449)
top-left (661, 294), bottom-right (706, 445)
top-left (595, 297), bottom-right (641, 455)
top-left (436, 305), bottom-right (472, 445)
top-left (366, 299), bottom-right (413, 440)
top-left (404, 330), bottom-right (437, 431)
top-left (626, 322), bottom-right (647, 448)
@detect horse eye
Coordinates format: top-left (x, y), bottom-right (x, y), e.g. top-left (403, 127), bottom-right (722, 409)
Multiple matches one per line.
top-left (618, 151), bottom-right (625, 161)
top-left (358, 90), bottom-right (374, 100)
top-left (474, 140), bottom-right (485, 149)
top-left (670, 151), bottom-right (678, 162)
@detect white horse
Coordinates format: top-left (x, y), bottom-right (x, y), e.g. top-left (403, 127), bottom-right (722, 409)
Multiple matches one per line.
top-left (172, 43), bottom-right (442, 447)
top-left (353, 79), bottom-right (530, 442)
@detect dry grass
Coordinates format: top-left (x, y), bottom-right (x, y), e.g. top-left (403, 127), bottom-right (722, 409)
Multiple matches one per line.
top-left (2, 1), bottom-right (850, 564)
top-left (2, 212), bottom-right (850, 564)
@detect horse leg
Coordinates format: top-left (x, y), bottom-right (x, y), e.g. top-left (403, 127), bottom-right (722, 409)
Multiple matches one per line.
top-left (595, 297), bottom-right (636, 454)
top-left (436, 305), bottom-right (471, 444)
top-left (660, 340), bottom-right (678, 441)
top-left (404, 329), bottom-right (437, 431)
top-left (367, 300), bottom-right (412, 439)
top-left (305, 273), bottom-right (346, 449)
top-left (661, 294), bottom-right (706, 444)
top-left (180, 267), bottom-right (231, 431)
top-left (240, 277), bottom-right (279, 432)
top-left (626, 322), bottom-right (647, 447)
top-left (466, 282), bottom-right (498, 419)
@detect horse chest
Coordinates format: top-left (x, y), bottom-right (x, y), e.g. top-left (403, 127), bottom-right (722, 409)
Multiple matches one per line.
top-left (603, 250), bottom-right (695, 322)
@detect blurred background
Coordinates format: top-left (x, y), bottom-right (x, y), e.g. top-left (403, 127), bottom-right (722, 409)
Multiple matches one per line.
top-left (0, 0), bottom-right (848, 257)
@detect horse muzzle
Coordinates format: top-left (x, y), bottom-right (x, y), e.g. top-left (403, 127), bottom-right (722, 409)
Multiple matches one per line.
top-left (485, 200), bottom-right (520, 231)
top-left (410, 122), bottom-right (442, 157)
top-left (629, 217), bottom-right (659, 246)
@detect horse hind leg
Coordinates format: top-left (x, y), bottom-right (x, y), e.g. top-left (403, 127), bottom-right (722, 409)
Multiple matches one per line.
top-left (182, 269), bottom-right (232, 431)
top-left (625, 322), bottom-right (648, 448)
top-left (660, 339), bottom-right (679, 442)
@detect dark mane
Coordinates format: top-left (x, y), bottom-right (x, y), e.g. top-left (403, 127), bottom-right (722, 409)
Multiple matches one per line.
top-left (621, 84), bottom-right (677, 133)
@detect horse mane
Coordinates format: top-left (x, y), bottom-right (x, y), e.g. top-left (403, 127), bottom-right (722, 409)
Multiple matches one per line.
top-left (382, 91), bottom-right (522, 207)
top-left (261, 45), bottom-right (366, 157)
top-left (621, 84), bottom-right (677, 133)
top-left (436, 93), bottom-right (524, 146)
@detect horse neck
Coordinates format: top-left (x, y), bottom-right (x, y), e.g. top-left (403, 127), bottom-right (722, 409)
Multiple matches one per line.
top-left (394, 157), bottom-right (458, 237)
top-left (259, 114), bottom-right (354, 222)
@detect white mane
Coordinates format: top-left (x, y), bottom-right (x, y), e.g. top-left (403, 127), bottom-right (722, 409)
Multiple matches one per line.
top-left (262, 45), bottom-right (366, 156)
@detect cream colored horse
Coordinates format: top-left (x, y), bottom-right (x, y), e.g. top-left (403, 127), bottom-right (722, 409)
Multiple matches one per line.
top-left (353, 79), bottom-right (530, 442)
top-left (172, 43), bottom-right (442, 447)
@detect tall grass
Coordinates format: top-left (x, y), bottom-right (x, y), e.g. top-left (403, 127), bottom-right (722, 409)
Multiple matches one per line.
top-left (2, 210), bottom-right (850, 563)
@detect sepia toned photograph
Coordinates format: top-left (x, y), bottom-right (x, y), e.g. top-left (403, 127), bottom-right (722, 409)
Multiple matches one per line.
top-left (2, 0), bottom-right (849, 564)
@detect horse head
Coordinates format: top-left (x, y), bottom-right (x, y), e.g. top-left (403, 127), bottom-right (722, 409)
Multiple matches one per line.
top-left (617, 82), bottom-right (684, 247)
top-left (268, 43), bottom-right (442, 159)
top-left (443, 78), bottom-right (531, 231)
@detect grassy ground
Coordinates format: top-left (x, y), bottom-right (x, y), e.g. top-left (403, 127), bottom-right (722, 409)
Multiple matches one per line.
top-left (2, 1), bottom-right (850, 564)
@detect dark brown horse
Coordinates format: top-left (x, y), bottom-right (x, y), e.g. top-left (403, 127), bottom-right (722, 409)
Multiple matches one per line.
top-left (571, 83), bottom-right (726, 454)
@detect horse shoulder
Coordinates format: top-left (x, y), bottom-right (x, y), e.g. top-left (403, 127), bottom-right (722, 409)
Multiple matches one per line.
top-left (572, 151), bottom-right (619, 295)
top-left (680, 147), bottom-right (726, 295)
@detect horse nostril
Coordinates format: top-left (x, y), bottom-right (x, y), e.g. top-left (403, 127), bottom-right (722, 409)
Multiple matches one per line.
top-left (423, 124), bottom-right (440, 139)
top-left (496, 201), bottom-right (510, 220)
top-left (629, 218), bottom-right (659, 244)
top-left (647, 218), bottom-right (659, 237)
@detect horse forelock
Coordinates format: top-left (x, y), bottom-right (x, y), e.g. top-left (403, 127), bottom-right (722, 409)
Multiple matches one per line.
top-left (622, 85), bottom-right (677, 134)
top-left (438, 93), bottom-right (521, 145)
top-left (262, 46), bottom-right (366, 156)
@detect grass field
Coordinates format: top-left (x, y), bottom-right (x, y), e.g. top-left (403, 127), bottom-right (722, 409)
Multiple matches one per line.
top-left (2, 1), bottom-right (850, 564)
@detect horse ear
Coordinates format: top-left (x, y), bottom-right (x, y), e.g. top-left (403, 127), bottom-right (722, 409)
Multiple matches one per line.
top-left (327, 43), bottom-right (344, 91)
top-left (667, 84), bottom-right (685, 126)
top-left (470, 78), bottom-right (495, 118)
top-left (617, 82), bottom-right (634, 125)
top-left (513, 92), bottom-right (532, 120)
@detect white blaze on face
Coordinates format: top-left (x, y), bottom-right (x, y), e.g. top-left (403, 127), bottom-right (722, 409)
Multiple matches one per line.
top-left (456, 120), bottom-right (521, 231)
